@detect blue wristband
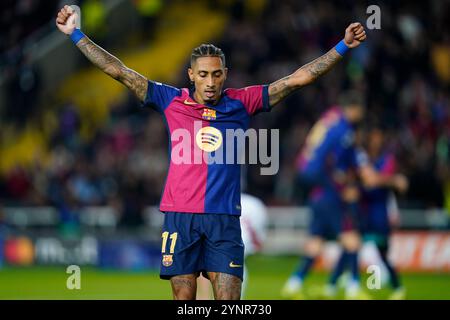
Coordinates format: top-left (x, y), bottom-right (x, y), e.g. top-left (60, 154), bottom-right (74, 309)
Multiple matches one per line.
top-left (70, 29), bottom-right (85, 45)
top-left (335, 40), bottom-right (350, 56)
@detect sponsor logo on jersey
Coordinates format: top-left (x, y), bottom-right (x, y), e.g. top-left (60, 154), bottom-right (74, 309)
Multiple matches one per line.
top-left (196, 126), bottom-right (223, 152)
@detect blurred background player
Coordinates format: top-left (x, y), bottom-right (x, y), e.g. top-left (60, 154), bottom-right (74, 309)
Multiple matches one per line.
top-left (281, 91), bottom-right (372, 299)
top-left (197, 192), bottom-right (268, 299)
top-left (55, 4), bottom-right (367, 300)
top-left (327, 124), bottom-right (408, 299)
top-left (359, 123), bottom-right (408, 299)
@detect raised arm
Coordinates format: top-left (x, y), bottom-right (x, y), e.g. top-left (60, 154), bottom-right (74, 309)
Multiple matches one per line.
top-left (75, 37), bottom-right (148, 101)
top-left (268, 22), bottom-right (367, 107)
top-left (56, 5), bottom-right (148, 102)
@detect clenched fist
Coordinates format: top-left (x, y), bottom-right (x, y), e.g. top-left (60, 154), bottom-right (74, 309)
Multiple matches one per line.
top-left (56, 5), bottom-right (78, 35)
top-left (344, 22), bottom-right (367, 48)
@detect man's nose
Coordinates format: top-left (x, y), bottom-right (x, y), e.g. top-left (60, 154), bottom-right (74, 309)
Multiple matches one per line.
top-left (207, 76), bottom-right (215, 88)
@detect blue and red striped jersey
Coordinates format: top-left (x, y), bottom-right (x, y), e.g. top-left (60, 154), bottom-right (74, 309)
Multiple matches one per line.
top-left (142, 81), bottom-right (270, 215)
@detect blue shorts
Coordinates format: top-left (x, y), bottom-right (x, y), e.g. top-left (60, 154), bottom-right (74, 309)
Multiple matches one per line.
top-left (359, 207), bottom-right (390, 236)
top-left (309, 198), bottom-right (357, 240)
top-left (159, 212), bottom-right (244, 280)
top-left (309, 198), bottom-right (344, 239)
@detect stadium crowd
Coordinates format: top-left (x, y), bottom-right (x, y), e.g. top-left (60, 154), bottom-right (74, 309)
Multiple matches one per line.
top-left (0, 0), bottom-right (449, 227)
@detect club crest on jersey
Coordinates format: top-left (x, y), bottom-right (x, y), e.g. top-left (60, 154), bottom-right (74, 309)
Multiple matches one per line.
top-left (202, 108), bottom-right (216, 120)
top-left (162, 254), bottom-right (173, 267)
top-left (196, 126), bottom-right (223, 152)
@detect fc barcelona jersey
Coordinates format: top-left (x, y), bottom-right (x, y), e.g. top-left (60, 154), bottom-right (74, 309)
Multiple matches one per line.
top-left (142, 81), bottom-right (270, 215)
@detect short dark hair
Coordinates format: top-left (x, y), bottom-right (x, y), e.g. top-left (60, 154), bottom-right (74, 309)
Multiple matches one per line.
top-left (338, 90), bottom-right (365, 108)
top-left (190, 44), bottom-right (226, 67)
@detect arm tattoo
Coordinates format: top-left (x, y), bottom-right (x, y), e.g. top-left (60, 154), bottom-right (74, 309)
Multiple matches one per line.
top-left (211, 272), bottom-right (241, 300)
top-left (301, 48), bottom-right (342, 79)
top-left (269, 48), bottom-right (342, 107)
top-left (268, 75), bottom-right (294, 107)
top-left (76, 37), bottom-right (148, 102)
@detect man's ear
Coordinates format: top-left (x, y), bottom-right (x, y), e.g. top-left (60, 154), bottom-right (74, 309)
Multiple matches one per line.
top-left (224, 67), bottom-right (228, 80)
top-left (188, 68), bottom-right (194, 82)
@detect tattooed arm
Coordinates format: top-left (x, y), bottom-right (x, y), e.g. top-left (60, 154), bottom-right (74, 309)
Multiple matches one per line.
top-left (56, 5), bottom-right (148, 102)
top-left (268, 49), bottom-right (342, 106)
top-left (76, 37), bottom-right (148, 101)
top-left (268, 22), bottom-right (367, 107)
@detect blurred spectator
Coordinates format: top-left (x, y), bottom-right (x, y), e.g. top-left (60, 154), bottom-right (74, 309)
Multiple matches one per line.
top-left (4, 166), bottom-right (32, 204)
top-left (5, 50), bottom-right (41, 127)
top-left (133, 0), bottom-right (163, 41)
top-left (0, 0), bottom-right (60, 57)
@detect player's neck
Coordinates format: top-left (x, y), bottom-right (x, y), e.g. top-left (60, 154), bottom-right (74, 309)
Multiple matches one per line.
top-left (193, 91), bottom-right (204, 104)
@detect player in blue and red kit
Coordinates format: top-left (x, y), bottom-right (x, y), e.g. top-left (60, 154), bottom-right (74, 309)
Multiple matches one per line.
top-left (56, 5), bottom-right (367, 299)
top-left (359, 124), bottom-right (408, 299)
top-left (282, 91), bottom-right (374, 299)
top-left (318, 124), bottom-right (408, 299)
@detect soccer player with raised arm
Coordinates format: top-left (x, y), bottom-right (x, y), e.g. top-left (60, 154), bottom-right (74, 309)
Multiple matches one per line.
top-left (56, 5), bottom-right (366, 300)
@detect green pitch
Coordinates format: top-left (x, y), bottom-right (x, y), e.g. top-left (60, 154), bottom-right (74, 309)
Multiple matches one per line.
top-left (0, 255), bottom-right (449, 300)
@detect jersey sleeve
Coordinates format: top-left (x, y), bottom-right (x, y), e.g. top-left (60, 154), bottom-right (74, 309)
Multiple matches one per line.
top-left (226, 85), bottom-right (271, 115)
top-left (141, 80), bottom-right (181, 113)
